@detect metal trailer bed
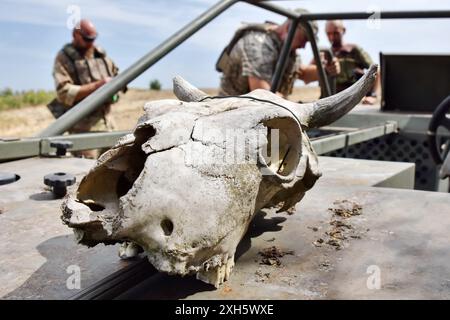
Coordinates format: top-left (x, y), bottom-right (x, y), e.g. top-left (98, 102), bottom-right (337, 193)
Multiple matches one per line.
top-left (1, 0), bottom-right (449, 300)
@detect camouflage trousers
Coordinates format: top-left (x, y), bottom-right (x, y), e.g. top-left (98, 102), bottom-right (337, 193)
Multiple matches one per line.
top-left (68, 104), bottom-right (116, 159)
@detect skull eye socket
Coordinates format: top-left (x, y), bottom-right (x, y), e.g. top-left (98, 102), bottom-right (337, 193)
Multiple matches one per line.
top-left (266, 128), bottom-right (293, 175)
top-left (260, 117), bottom-right (302, 178)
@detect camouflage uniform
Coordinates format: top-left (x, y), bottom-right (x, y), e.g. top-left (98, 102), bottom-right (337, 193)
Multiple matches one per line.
top-left (332, 44), bottom-right (373, 92)
top-left (50, 43), bottom-right (119, 133)
top-left (217, 23), bottom-right (300, 98)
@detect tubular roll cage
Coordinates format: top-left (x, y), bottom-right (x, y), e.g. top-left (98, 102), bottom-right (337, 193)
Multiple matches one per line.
top-left (0, 0), bottom-right (449, 160)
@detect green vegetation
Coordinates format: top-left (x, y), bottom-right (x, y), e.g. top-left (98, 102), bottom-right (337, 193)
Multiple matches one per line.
top-left (0, 88), bottom-right (55, 111)
top-left (149, 79), bottom-right (162, 91)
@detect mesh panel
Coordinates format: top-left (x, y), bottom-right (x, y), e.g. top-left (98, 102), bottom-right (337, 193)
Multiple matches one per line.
top-left (324, 133), bottom-right (438, 191)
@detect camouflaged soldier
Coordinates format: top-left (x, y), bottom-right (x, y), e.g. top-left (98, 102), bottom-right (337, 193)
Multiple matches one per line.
top-left (49, 19), bottom-right (122, 158)
top-left (325, 20), bottom-right (379, 104)
top-left (216, 10), bottom-right (334, 98)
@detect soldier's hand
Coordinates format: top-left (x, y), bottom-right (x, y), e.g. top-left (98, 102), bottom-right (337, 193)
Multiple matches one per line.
top-left (100, 77), bottom-right (112, 86)
top-left (362, 96), bottom-right (377, 105)
top-left (325, 58), bottom-right (340, 77)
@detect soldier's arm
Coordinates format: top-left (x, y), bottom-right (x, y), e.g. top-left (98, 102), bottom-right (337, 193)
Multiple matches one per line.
top-left (248, 76), bottom-right (271, 91)
top-left (53, 56), bottom-right (108, 107)
top-left (74, 78), bottom-right (110, 103)
top-left (298, 64), bottom-right (321, 84)
top-left (240, 33), bottom-right (280, 92)
top-left (248, 76), bottom-right (286, 97)
top-left (53, 55), bottom-right (80, 107)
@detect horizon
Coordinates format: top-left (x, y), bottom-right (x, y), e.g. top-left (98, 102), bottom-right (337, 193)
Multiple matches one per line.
top-left (1, 0), bottom-right (449, 91)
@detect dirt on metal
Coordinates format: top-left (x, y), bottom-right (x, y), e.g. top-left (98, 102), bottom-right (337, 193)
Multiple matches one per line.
top-left (328, 199), bottom-right (363, 217)
top-left (258, 246), bottom-right (294, 266)
top-left (313, 199), bottom-right (365, 250)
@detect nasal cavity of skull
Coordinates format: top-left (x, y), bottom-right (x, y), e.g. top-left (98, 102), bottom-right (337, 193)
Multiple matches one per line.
top-left (114, 151), bottom-right (147, 198)
top-left (116, 170), bottom-right (137, 198)
top-left (161, 218), bottom-right (174, 236)
top-left (77, 126), bottom-right (153, 207)
top-left (263, 118), bottom-right (300, 177)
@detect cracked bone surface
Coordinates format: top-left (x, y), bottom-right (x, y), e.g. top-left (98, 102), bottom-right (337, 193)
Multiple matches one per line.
top-left (61, 65), bottom-right (378, 287)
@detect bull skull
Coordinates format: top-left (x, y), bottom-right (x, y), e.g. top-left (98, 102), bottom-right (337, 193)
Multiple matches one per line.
top-left (61, 65), bottom-right (377, 287)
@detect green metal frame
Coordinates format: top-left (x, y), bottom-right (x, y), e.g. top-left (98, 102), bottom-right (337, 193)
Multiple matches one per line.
top-left (0, 123), bottom-right (398, 161)
top-left (0, 131), bottom-right (127, 161)
top-left (311, 122), bottom-right (397, 155)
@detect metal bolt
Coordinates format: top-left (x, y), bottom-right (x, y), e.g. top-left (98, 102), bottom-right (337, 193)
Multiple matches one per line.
top-left (50, 140), bottom-right (74, 157)
top-left (44, 172), bottom-right (76, 198)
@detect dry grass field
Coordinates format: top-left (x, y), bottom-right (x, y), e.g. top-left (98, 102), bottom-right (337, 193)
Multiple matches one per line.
top-left (0, 86), bottom-right (320, 138)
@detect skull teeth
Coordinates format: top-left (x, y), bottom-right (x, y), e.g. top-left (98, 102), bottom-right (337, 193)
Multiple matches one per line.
top-left (118, 241), bottom-right (140, 259)
top-left (196, 256), bottom-right (235, 288)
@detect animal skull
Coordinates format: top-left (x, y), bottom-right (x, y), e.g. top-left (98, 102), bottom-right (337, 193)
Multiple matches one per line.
top-left (61, 65), bottom-right (377, 287)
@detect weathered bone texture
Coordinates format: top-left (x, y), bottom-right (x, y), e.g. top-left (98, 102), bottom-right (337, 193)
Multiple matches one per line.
top-left (61, 65), bottom-right (377, 287)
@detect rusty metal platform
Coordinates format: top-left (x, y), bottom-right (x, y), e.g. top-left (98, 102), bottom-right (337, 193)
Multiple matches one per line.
top-left (2, 156), bottom-right (449, 299)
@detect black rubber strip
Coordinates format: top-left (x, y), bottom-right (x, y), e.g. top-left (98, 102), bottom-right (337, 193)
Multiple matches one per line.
top-left (68, 257), bottom-right (157, 300)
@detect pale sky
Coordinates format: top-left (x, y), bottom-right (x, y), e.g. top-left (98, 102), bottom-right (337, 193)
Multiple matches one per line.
top-left (1, 0), bottom-right (449, 91)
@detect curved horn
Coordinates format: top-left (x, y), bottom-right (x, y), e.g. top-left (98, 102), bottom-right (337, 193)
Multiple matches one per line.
top-left (173, 75), bottom-right (208, 102)
top-left (300, 64), bottom-right (378, 128)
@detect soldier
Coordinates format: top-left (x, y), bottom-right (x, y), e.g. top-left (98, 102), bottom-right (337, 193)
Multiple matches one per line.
top-left (216, 9), bottom-right (339, 98)
top-left (48, 19), bottom-right (123, 158)
top-left (324, 19), bottom-right (379, 104)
